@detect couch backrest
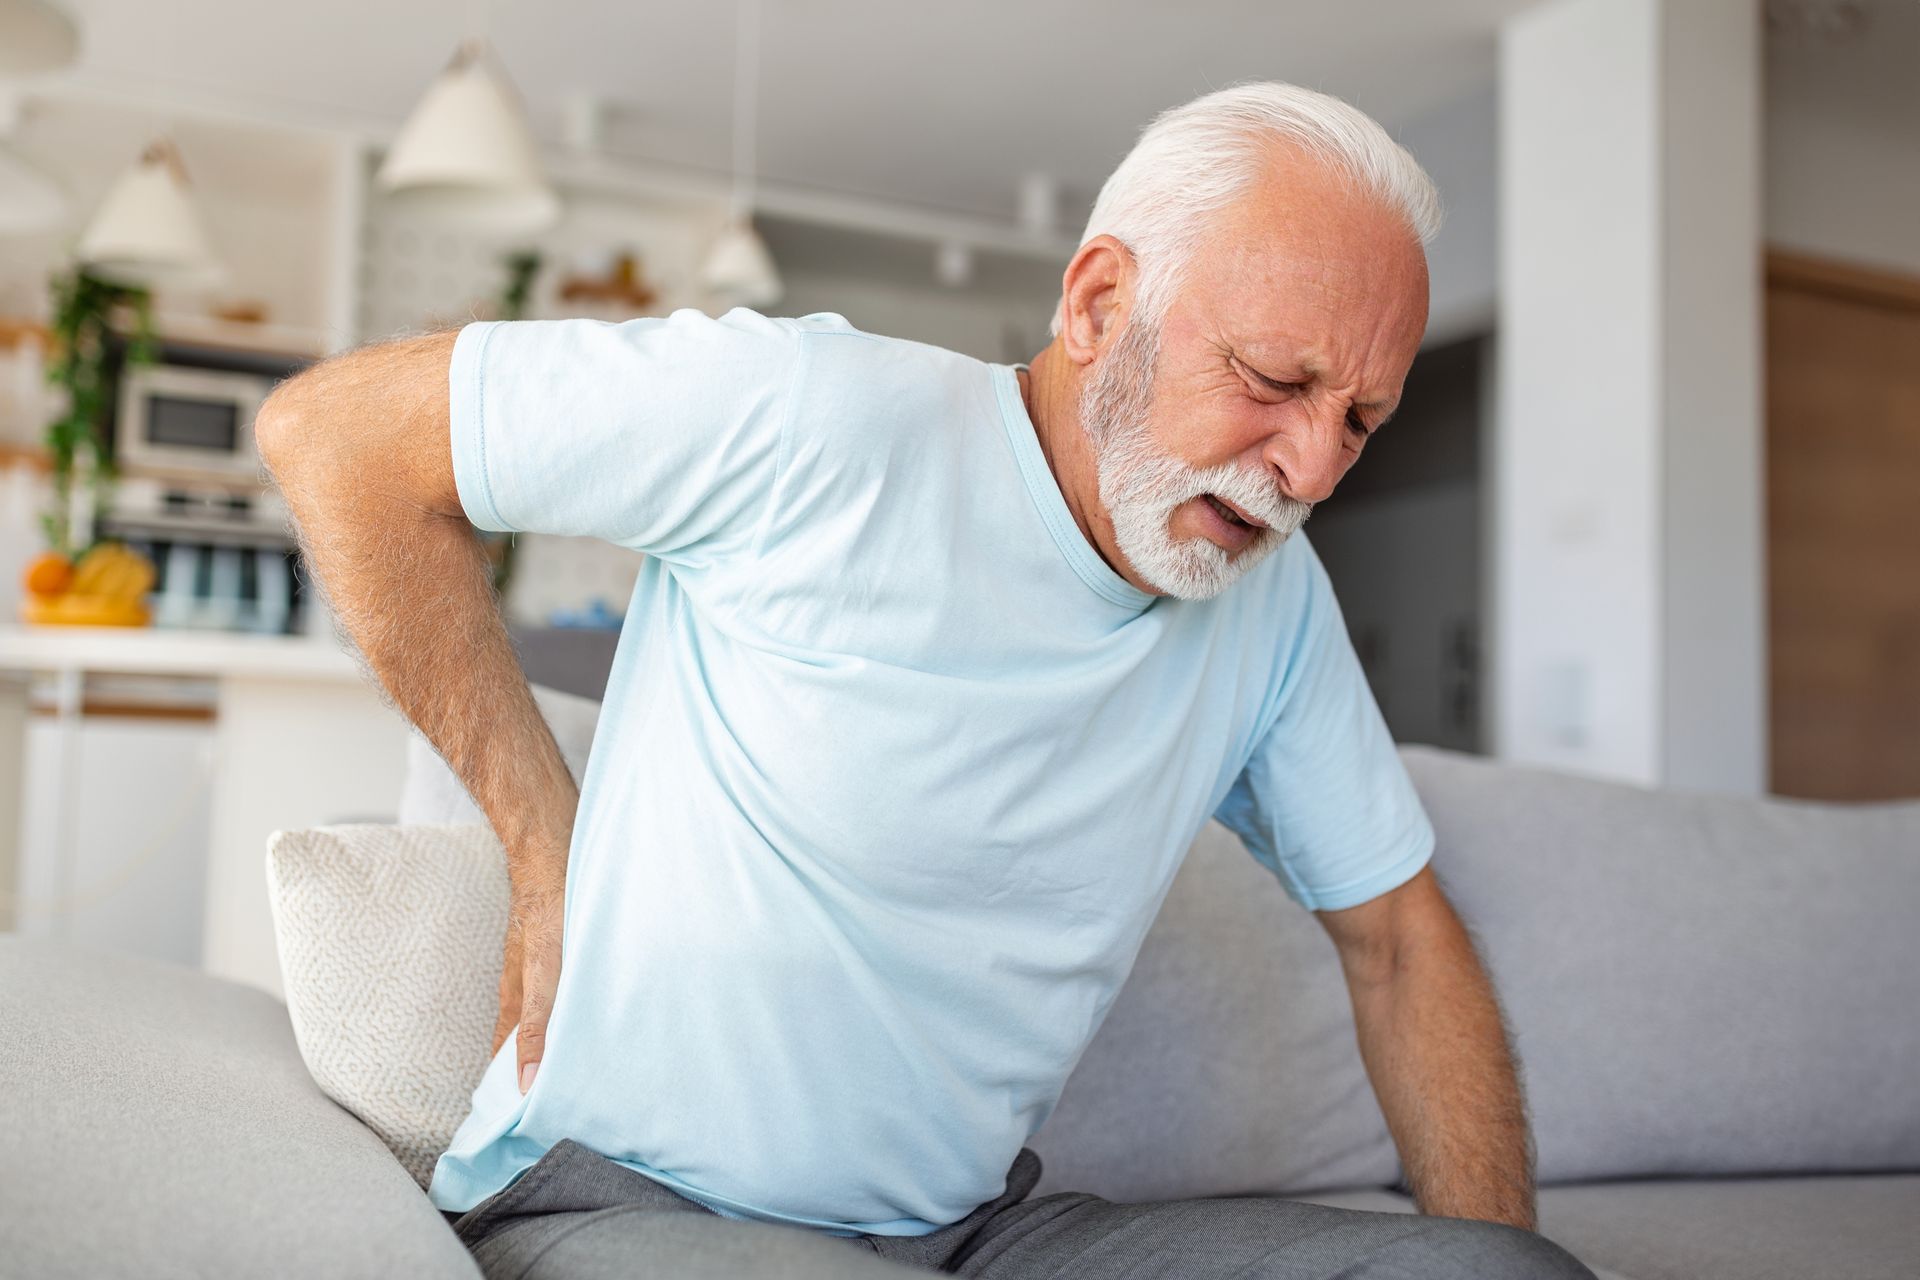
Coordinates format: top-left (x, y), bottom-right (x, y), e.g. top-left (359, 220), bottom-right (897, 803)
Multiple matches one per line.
top-left (1032, 746), bottom-right (1920, 1197)
top-left (399, 694), bottom-right (1920, 1195)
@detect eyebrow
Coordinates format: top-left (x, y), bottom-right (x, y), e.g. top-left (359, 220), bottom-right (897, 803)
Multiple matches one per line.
top-left (1239, 355), bottom-right (1399, 433)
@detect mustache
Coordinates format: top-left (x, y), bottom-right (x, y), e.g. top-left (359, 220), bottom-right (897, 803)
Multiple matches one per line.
top-left (1191, 467), bottom-right (1314, 536)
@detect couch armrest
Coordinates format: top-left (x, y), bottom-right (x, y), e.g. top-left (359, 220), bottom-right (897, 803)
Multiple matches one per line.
top-left (0, 937), bottom-right (479, 1280)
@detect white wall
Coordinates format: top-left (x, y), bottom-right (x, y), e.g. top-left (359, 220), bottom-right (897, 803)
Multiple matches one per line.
top-left (1497, 0), bottom-right (1664, 783)
top-left (1495, 0), bottom-right (1764, 793)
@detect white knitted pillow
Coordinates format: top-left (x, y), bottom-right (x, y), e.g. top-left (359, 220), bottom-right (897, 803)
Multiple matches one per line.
top-left (266, 823), bottom-right (509, 1187)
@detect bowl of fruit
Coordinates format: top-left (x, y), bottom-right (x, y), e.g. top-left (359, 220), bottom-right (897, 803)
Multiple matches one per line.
top-left (21, 542), bottom-right (156, 627)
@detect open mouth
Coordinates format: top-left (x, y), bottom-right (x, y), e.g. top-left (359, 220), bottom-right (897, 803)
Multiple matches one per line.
top-left (1202, 494), bottom-right (1266, 531)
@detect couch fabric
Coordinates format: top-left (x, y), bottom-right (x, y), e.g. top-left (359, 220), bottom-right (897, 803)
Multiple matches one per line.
top-left (1399, 746), bottom-right (1920, 1182)
top-left (1029, 813), bottom-right (1398, 1200)
top-left (366, 697), bottom-right (1920, 1269)
top-left (12, 726), bottom-right (1919, 1280)
top-left (0, 936), bottom-right (479, 1280)
top-left (1534, 1175), bottom-right (1920, 1280)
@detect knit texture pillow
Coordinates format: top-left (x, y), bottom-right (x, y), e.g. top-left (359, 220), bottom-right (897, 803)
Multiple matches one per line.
top-left (266, 823), bottom-right (508, 1187)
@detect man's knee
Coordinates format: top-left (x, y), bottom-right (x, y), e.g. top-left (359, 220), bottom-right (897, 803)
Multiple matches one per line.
top-left (1397, 1217), bottom-right (1597, 1280)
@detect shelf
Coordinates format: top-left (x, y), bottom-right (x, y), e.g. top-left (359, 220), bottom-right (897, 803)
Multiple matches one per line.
top-left (151, 313), bottom-right (336, 362)
top-left (0, 623), bottom-right (363, 682)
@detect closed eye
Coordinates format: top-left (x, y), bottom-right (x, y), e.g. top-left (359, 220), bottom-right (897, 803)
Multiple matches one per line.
top-left (1233, 356), bottom-right (1372, 441)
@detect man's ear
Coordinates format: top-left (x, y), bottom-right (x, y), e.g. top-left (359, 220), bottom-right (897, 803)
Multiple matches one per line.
top-left (1058, 234), bottom-right (1137, 367)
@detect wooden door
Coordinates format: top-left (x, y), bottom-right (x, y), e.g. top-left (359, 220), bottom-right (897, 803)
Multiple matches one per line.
top-left (1767, 251), bottom-right (1920, 800)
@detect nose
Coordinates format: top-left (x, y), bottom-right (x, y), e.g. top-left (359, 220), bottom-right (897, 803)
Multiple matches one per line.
top-left (1261, 411), bottom-right (1351, 506)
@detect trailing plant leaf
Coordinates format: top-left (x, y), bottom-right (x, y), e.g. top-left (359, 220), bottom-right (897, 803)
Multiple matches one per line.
top-left (42, 267), bottom-right (155, 559)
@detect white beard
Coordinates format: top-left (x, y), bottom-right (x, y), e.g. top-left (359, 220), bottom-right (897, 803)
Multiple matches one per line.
top-left (1080, 318), bottom-right (1313, 600)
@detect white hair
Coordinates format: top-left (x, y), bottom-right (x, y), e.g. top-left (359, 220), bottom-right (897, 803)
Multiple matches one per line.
top-left (1049, 81), bottom-right (1443, 338)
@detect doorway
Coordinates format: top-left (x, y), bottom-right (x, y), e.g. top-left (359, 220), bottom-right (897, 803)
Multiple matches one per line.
top-left (1766, 250), bottom-right (1920, 800)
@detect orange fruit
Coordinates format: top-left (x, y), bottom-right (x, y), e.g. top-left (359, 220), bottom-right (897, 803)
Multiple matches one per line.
top-left (24, 552), bottom-right (72, 598)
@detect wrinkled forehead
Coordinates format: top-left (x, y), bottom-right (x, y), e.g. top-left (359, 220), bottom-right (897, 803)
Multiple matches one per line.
top-left (1180, 153), bottom-right (1429, 364)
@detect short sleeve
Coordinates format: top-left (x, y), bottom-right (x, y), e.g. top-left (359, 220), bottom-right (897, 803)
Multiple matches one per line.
top-left (1213, 545), bottom-right (1434, 911)
top-left (447, 306), bottom-right (801, 563)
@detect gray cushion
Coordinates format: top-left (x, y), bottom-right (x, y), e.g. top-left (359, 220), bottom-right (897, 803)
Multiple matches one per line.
top-left (1030, 816), bottom-right (1398, 1200)
top-left (1033, 745), bottom-right (1920, 1203)
top-left (0, 936), bottom-right (478, 1280)
top-left (1535, 1175), bottom-right (1920, 1280)
top-left (1402, 746), bottom-right (1920, 1183)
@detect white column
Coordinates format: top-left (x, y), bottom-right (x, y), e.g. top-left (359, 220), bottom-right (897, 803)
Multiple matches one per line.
top-left (1494, 0), bottom-right (1765, 793)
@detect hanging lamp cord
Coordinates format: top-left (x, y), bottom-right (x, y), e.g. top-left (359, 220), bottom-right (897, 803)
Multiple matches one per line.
top-left (732, 0), bottom-right (762, 223)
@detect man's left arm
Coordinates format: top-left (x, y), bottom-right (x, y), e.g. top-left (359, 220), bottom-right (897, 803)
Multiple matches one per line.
top-left (1317, 865), bottom-right (1538, 1231)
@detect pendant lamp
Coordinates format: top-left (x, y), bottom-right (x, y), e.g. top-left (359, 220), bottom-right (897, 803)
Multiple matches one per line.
top-left (378, 39), bottom-right (560, 236)
top-left (702, 0), bottom-right (782, 309)
top-left (76, 138), bottom-right (223, 288)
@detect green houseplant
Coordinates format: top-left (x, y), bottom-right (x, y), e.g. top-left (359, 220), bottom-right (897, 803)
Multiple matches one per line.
top-left (42, 266), bottom-right (156, 558)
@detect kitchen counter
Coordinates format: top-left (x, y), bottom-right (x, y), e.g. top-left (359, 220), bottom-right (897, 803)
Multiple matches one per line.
top-left (0, 623), bottom-right (363, 680)
top-left (0, 622), bottom-right (407, 994)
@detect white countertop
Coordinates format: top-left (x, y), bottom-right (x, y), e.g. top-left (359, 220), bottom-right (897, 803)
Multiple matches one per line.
top-left (0, 623), bottom-right (365, 681)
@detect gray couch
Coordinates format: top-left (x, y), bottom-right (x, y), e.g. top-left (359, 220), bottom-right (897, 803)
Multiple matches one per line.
top-left (3, 737), bottom-right (1916, 1279)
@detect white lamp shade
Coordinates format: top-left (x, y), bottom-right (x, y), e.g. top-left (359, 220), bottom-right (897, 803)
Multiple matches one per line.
top-left (0, 145), bottom-right (65, 233)
top-left (702, 218), bottom-right (783, 309)
top-left (0, 0), bottom-right (79, 75)
top-left (76, 141), bottom-right (223, 288)
top-left (377, 44), bottom-right (560, 236)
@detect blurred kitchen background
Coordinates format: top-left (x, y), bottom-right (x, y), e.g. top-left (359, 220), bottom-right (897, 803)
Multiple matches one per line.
top-left (0, 0), bottom-right (1915, 987)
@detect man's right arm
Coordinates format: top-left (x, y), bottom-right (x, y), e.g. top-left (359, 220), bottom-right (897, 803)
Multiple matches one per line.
top-left (255, 328), bottom-right (573, 1094)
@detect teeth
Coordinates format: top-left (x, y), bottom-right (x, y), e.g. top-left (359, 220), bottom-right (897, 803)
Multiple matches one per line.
top-left (1206, 494), bottom-right (1247, 527)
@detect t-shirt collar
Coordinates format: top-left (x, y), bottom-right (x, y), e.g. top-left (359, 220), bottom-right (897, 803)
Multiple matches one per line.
top-left (992, 362), bottom-right (1158, 614)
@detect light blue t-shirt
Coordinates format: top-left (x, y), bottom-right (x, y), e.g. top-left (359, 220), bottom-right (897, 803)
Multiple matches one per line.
top-left (428, 307), bottom-right (1434, 1236)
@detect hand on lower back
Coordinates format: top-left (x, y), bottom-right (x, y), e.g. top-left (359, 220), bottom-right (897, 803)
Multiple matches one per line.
top-left (494, 875), bottom-right (566, 1094)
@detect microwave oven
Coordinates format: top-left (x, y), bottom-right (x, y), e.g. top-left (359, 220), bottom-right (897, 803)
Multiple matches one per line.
top-left (114, 362), bottom-right (274, 481)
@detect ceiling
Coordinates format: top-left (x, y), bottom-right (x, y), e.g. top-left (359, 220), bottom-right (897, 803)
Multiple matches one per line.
top-left (52, 0), bottom-right (1540, 224)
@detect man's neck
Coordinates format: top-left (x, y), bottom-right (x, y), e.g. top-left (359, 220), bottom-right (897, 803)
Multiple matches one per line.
top-left (1017, 342), bottom-right (1138, 589)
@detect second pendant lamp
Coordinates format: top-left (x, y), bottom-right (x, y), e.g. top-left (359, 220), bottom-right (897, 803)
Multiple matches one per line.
top-left (378, 39), bottom-right (560, 237)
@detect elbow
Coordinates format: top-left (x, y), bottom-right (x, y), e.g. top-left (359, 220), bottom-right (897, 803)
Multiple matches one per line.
top-left (254, 384), bottom-right (299, 463)
top-left (253, 372), bottom-right (332, 495)
top-left (254, 378), bottom-right (315, 484)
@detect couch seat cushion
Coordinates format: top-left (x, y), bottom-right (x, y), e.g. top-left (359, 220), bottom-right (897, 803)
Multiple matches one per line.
top-left (1536, 1175), bottom-right (1920, 1280)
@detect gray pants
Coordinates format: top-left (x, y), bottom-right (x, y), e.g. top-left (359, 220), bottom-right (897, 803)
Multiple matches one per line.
top-left (446, 1139), bottom-right (1597, 1279)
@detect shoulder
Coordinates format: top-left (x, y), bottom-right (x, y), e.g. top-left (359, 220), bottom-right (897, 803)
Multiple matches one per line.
top-left (775, 310), bottom-right (985, 386)
top-left (762, 311), bottom-right (1001, 448)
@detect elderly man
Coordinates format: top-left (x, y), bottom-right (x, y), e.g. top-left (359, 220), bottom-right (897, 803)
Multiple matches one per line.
top-left (261, 82), bottom-right (1595, 1280)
